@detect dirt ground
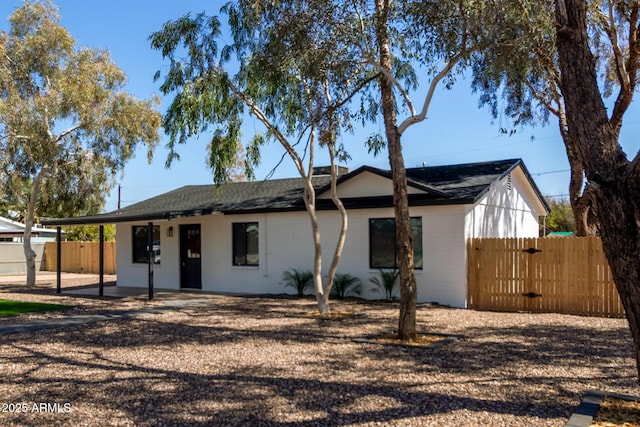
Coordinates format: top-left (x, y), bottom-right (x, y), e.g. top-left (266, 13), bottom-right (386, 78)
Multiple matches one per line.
top-left (0, 273), bottom-right (637, 426)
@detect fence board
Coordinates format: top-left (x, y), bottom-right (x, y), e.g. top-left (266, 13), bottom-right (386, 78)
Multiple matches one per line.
top-left (45, 241), bottom-right (116, 275)
top-left (467, 237), bottom-right (623, 318)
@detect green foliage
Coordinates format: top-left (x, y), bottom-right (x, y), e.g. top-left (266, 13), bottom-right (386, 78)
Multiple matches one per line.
top-left (149, 2), bottom-right (379, 185)
top-left (282, 268), bottom-right (313, 297)
top-left (544, 198), bottom-right (576, 234)
top-left (63, 225), bottom-right (116, 242)
top-left (0, 0), bottom-right (161, 223)
top-left (330, 273), bottom-right (362, 300)
top-left (369, 269), bottom-right (399, 301)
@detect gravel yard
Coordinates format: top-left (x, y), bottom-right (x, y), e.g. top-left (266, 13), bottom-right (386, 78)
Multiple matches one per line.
top-left (0, 274), bottom-right (637, 426)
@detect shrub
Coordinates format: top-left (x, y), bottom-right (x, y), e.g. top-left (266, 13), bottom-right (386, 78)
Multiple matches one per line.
top-left (282, 268), bottom-right (313, 297)
top-left (369, 269), bottom-right (399, 301)
top-left (330, 273), bottom-right (362, 299)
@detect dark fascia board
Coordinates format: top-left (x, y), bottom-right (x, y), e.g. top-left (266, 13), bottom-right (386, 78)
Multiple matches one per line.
top-left (44, 192), bottom-right (476, 224)
top-left (42, 211), bottom-right (173, 226)
top-left (222, 194), bottom-right (474, 215)
top-left (41, 207), bottom-right (222, 226)
top-left (315, 165), bottom-right (452, 198)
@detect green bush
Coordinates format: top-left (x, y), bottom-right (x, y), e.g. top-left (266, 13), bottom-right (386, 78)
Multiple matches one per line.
top-left (282, 268), bottom-right (313, 297)
top-left (330, 273), bottom-right (361, 299)
top-left (369, 269), bottom-right (399, 301)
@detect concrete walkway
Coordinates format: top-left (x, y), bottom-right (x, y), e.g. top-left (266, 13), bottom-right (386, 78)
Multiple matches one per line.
top-left (0, 281), bottom-right (226, 336)
top-left (0, 295), bottom-right (221, 336)
top-left (0, 308), bottom-right (166, 336)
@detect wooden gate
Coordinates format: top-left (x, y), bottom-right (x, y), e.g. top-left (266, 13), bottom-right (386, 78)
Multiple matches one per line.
top-left (467, 237), bottom-right (624, 317)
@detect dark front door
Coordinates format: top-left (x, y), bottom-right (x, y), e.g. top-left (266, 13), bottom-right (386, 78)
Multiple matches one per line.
top-left (180, 224), bottom-right (202, 289)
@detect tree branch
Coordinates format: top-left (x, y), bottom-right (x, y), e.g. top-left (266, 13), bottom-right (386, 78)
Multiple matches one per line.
top-left (332, 72), bottom-right (380, 112)
top-left (601, 0), bottom-right (635, 132)
top-left (363, 56), bottom-right (416, 116)
top-left (55, 124), bottom-right (83, 142)
top-left (398, 52), bottom-right (464, 135)
top-left (225, 77), bottom-right (307, 178)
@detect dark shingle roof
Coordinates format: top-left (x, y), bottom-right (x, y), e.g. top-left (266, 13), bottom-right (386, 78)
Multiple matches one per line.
top-left (42, 159), bottom-right (542, 226)
top-left (406, 158), bottom-right (522, 199)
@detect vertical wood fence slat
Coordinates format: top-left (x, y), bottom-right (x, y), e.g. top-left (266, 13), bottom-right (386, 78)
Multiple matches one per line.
top-left (45, 241), bottom-right (116, 275)
top-left (467, 237), bottom-right (623, 318)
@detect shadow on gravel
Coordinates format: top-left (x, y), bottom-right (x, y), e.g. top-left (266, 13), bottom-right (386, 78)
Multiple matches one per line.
top-left (3, 342), bottom-right (575, 426)
top-left (0, 298), bottom-right (635, 426)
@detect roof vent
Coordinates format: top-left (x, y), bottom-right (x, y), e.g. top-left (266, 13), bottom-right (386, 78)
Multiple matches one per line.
top-left (312, 165), bottom-right (349, 176)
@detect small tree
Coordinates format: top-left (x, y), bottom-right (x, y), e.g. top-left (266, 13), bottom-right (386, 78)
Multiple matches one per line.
top-left (544, 198), bottom-right (576, 234)
top-left (64, 225), bottom-right (116, 242)
top-left (150, 3), bottom-right (374, 313)
top-left (0, 1), bottom-right (161, 286)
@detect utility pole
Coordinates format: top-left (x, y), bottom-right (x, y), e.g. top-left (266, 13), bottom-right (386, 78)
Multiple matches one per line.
top-left (117, 185), bottom-right (121, 210)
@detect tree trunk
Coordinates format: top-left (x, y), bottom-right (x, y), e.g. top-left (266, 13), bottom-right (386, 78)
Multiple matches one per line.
top-left (375, 0), bottom-right (417, 340)
top-left (558, 108), bottom-right (597, 236)
top-left (322, 146), bottom-right (349, 305)
top-left (556, 0), bottom-right (640, 380)
top-left (303, 179), bottom-right (330, 314)
top-left (23, 171), bottom-right (45, 287)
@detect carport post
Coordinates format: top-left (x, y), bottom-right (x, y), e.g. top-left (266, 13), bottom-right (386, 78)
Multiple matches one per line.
top-left (56, 226), bottom-right (61, 294)
top-left (147, 222), bottom-right (154, 300)
top-left (99, 225), bottom-right (104, 297)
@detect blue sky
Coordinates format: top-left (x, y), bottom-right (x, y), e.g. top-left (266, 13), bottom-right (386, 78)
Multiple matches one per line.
top-left (2, 1), bottom-right (639, 212)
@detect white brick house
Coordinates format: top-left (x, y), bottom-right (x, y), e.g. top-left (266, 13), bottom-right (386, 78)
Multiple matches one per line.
top-left (43, 159), bottom-right (549, 308)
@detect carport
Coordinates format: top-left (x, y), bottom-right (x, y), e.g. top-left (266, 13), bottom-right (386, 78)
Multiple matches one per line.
top-left (42, 212), bottom-right (172, 300)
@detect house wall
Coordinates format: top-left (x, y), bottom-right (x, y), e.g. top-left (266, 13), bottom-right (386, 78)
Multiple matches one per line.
top-left (316, 170), bottom-right (426, 199)
top-left (116, 204), bottom-right (470, 307)
top-left (114, 165), bottom-right (545, 308)
top-left (464, 167), bottom-right (543, 239)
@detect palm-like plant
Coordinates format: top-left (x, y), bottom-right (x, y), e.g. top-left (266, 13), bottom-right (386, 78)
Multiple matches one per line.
top-left (330, 273), bottom-right (362, 299)
top-left (282, 268), bottom-right (313, 297)
top-left (369, 269), bottom-right (399, 301)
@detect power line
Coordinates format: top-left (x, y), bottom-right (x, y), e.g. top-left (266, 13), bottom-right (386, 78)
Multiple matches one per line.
top-left (530, 169), bottom-right (570, 176)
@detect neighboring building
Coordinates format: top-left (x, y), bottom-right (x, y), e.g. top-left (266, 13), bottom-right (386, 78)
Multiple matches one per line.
top-left (43, 159), bottom-right (549, 308)
top-left (0, 216), bottom-right (60, 243)
top-left (546, 231), bottom-right (575, 237)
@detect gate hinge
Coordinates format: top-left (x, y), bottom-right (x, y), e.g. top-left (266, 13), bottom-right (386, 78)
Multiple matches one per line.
top-left (522, 292), bottom-right (542, 299)
top-left (522, 247), bottom-right (542, 254)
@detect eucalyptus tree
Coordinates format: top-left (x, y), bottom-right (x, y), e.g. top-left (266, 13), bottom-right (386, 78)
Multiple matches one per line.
top-left (347, 0), bottom-right (510, 339)
top-left (0, 0), bottom-right (161, 286)
top-left (470, 1), bottom-right (639, 236)
top-left (472, 0), bottom-right (640, 378)
top-left (553, 0), bottom-right (640, 380)
top-left (149, 1), bottom-right (376, 313)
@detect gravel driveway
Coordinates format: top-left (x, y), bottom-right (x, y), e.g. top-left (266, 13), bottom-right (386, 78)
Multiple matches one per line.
top-left (0, 274), bottom-right (636, 426)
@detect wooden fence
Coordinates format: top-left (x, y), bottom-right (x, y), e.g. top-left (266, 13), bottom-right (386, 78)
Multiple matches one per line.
top-left (467, 237), bottom-right (624, 317)
top-left (45, 241), bottom-right (116, 275)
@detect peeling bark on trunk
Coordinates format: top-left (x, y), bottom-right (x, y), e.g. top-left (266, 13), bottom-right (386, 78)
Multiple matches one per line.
top-left (302, 178), bottom-right (331, 314)
top-left (556, 0), bottom-right (640, 380)
top-left (23, 171), bottom-right (44, 287)
top-left (322, 148), bottom-right (349, 310)
top-left (375, 0), bottom-right (417, 340)
top-left (559, 110), bottom-right (597, 236)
